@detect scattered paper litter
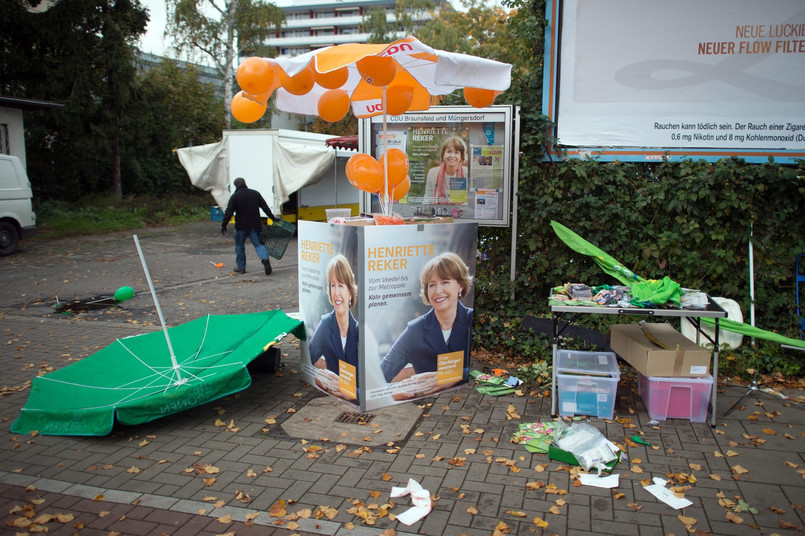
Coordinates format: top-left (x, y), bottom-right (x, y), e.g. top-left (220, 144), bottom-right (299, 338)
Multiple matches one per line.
top-left (643, 477), bottom-right (692, 509)
top-left (579, 473), bottom-right (620, 488)
top-left (390, 478), bottom-right (432, 525)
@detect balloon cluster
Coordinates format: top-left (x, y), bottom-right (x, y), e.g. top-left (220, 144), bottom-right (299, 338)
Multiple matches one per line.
top-left (345, 148), bottom-right (410, 201)
top-left (231, 54), bottom-right (501, 124)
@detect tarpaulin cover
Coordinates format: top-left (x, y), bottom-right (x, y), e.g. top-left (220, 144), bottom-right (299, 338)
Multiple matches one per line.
top-left (11, 310), bottom-right (305, 436)
top-left (177, 136), bottom-right (334, 216)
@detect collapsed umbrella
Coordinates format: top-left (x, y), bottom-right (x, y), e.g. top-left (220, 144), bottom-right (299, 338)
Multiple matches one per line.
top-left (550, 220), bottom-right (645, 286)
top-left (11, 310), bottom-right (305, 436)
top-left (700, 317), bottom-right (805, 350)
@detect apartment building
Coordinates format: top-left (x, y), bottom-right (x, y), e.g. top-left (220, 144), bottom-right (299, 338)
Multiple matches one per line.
top-left (266, 0), bottom-right (440, 58)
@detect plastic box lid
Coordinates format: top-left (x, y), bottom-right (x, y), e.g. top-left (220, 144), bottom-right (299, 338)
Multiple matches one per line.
top-left (556, 350), bottom-right (620, 377)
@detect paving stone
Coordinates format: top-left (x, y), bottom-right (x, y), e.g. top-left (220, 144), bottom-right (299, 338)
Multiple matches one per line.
top-left (3, 224), bottom-right (805, 536)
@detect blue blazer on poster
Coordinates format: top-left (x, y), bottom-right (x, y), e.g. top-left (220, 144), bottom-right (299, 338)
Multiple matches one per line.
top-left (380, 301), bottom-right (473, 382)
top-left (308, 310), bottom-right (360, 375)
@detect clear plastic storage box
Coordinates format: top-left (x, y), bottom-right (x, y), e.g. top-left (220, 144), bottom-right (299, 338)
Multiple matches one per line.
top-left (556, 350), bottom-right (620, 419)
top-left (638, 373), bottom-right (713, 422)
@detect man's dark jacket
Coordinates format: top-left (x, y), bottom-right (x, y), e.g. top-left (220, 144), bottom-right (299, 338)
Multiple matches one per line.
top-left (222, 184), bottom-right (275, 232)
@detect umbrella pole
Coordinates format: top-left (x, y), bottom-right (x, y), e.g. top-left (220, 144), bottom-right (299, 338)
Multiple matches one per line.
top-left (382, 86), bottom-right (389, 215)
top-left (133, 234), bottom-right (185, 386)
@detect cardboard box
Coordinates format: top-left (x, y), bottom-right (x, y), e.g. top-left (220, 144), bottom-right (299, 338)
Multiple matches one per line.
top-left (607, 323), bottom-right (711, 377)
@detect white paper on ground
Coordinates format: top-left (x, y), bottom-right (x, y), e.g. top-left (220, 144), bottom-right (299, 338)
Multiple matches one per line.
top-left (579, 473), bottom-right (620, 488)
top-left (643, 477), bottom-right (693, 509)
top-left (390, 478), bottom-right (432, 525)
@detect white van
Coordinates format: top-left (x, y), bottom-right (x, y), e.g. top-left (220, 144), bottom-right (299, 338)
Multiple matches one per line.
top-left (0, 154), bottom-right (36, 255)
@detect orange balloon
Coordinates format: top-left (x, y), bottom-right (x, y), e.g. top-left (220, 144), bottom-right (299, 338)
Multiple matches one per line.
top-left (245, 90), bottom-right (272, 106)
top-left (315, 66), bottom-right (349, 89)
top-left (357, 56), bottom-right (396, 87)
top-left (279, 64), bottom-right (315, 95)
top-left (318, 89), bottom-right (350, 123)
top-left (379, 148), bottom-right (408, 189)
top-left (389, 176), bottom-right (410, 201)
top-left (385, 85), bottom-right (413, 116)
top-left (345, 154), bottom-right (384, 193)
top-left (231, 91), bottom-right (267, 123)
top-left (236, 57), bottom-right (274, 95)
top-left (464, 87), bottom-right (498, 108)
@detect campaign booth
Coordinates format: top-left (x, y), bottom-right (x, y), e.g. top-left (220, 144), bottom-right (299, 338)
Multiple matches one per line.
top-left (298, 220), bottom-right (478, 411)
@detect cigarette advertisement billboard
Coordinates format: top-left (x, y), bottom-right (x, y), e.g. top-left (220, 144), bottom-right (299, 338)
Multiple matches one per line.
top-left (544, 0), bottom-right (805, 163)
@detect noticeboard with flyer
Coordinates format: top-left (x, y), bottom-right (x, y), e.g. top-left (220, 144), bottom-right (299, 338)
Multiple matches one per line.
top-left (359, 105), bottom-right (517, 227)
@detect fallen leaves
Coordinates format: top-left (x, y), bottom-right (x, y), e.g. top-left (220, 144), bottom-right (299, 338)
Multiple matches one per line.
top-left (214, 418), bottom-right (240, 432)
top-left (269, 500), bottom-right (287, 517)
top-left (677, 514), bottom-right (697, 530)
top-left (731, 465), bottom-right (750, 475)
top-left (506, 404), bottom-right (520, 420)
top-left (725, 510), bottom-right (744, 524)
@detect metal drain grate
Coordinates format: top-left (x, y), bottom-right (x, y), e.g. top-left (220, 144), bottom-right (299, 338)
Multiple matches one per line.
top-left (334, 411), bottom-right (375, 425)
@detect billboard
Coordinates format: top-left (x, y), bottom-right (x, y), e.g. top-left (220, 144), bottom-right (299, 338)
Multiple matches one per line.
top-left (359, 105), bottom-right (518, 227)
top-left (544, 0), bottom-right (805, 162)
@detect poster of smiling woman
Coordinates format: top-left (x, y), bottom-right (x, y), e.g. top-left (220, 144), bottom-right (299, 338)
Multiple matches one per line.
top-left (298, 220), bottom-right (478, 411)
top-left (298, 222), bottom-right (361, 404)
top-left (361, 222), bottom-right (478, 411)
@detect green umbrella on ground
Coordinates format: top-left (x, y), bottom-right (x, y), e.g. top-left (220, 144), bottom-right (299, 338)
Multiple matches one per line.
top-left (550, 221), bottom-right (645, 286)
top-left (11, 310), bottom-right (305, 436)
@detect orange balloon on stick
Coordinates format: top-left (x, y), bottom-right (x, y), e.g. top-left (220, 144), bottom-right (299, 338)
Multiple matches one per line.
top-left (315, 67), bottom-right (349, 89)
top-left (463, 87), bottom-right (498, 108)
top-left (236, 57), bottom-right (274, 95)
top-left (345, 154), bottom-right (384, 193)
top-left (389, 176), bottom-right (411, 201)
top-left (318, 89), bottom-right (350, 122)
top-left (357, 56), bottom-right (396, 87)
top-left (385, 85), bottom-right (414, 116)
top-left (279, 64), bottom-right (315, 95)
top-left (379, 148), bottom-right (409, 189)
top-left (231, 91), bottom-right (267, 123)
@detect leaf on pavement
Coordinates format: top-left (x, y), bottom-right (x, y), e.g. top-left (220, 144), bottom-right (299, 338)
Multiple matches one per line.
top-left (725, 511), bottom-right (744, 524)
top-left (677, 514), bottom-right (697, 530)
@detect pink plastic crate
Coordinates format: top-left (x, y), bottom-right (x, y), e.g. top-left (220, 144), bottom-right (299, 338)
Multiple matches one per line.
top-left (638, 373), bottom-right (713, 422)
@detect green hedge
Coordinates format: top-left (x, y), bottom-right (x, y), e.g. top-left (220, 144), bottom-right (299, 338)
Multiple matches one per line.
top-left (473, 0), bottom-right (805, 375)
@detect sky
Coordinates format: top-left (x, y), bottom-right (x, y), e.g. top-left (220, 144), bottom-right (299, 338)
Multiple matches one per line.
top-left (138, 0), bottom-right (172, 57)
top-left (137, 0), bottom-right (292, 58)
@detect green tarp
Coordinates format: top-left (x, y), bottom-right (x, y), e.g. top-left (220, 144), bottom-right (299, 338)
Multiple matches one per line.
top-left (11, 310), bottom-right (305, 436)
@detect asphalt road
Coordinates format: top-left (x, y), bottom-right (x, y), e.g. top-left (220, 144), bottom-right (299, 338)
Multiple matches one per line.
top-left (0, 220), bottom-right (301, 324)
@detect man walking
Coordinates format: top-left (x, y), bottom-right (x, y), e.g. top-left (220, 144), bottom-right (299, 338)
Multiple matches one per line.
top-left (221, 177), bottom-right (275, 275)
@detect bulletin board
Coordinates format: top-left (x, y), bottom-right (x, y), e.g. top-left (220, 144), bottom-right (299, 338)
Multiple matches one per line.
top-left (359, 105), bottom-right (519, 227)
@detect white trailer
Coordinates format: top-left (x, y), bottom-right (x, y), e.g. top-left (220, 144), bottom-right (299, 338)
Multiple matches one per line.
top-left (177, 129), bottom-right (359, 222)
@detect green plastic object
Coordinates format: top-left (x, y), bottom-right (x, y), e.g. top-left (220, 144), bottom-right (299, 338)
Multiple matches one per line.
top-left (113, 286), bottom-right (135, 302)
top-left (631, 435), bottom-right (651, 446)
top-left (547, 444), bottom-right (620, 472)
